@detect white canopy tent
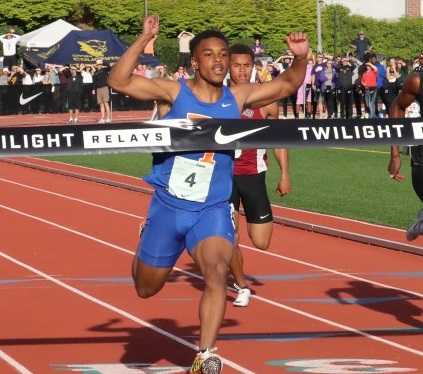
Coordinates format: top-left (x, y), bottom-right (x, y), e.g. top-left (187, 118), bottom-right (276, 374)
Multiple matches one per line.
top-left (19, 19), bottom-right (80, 49)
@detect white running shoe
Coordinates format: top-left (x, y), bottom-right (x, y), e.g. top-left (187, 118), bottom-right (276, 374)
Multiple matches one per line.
top-left (190, 348), bottom-right (222, 374)
top-left (406, 208), bottom-right (423, 241)
top-left (97, 118), bottom-right (106, 124)
top-left (233, 283), bottom-right (251, 307)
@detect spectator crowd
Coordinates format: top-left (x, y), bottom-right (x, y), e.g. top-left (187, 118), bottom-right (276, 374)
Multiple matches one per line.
top-left (252, 31), bottom-right (421, 120)
top-left (1, 28), bottom-right (422, 122)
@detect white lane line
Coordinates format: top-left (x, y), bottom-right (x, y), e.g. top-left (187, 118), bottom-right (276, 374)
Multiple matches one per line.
top-left (330, 147), bottom-right (390, 155)
top-left (270, 204), bottom-right (405, 233)
top-left (8, 157), bottom-right (147, 184)
top-left (1, 203), bottom-right (423, 358)
top-left (0, 349), bottom-right (33, 374)
top-left (0, 251), bottom-right (254, 374)
top-left (0, 177), bottom-right (421, 299)
top-left (239, 242), bottom-right (423, 299)
top-left (4, 157), bottom-right (406, 234)
top-left (7, 156), bottom-right (405, 234)
top-left (0, 177), bottom-right (142, 219)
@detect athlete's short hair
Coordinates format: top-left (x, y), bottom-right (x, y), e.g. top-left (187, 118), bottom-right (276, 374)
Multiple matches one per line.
top-left (189, 30), bottom-right (229, 54)
top-left (229, 44), bottom-right (254, 62)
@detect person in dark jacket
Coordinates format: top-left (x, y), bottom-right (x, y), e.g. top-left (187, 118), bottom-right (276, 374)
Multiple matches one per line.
top-left (337, 56), bottom-right (355, 119)
top-left (67, 66), bottom-right (83, 124)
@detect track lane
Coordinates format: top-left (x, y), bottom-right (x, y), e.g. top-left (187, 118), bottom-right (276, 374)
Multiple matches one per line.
top-left (5, 156), bottom-right (421, 248)
top-left (0, 202), bottom-right (422, 372)
top-left (0, 160), bottom-right (423, 372)
top-left (0, 254), bottom-right (209, 374)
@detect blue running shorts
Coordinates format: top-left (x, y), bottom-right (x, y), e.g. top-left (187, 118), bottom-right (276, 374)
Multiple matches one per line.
top-left (137, 194), bottom-right (235, 268)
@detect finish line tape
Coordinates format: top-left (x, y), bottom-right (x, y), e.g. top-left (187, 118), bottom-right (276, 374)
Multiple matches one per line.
top-left (0, 117), bottom-right (422, 156)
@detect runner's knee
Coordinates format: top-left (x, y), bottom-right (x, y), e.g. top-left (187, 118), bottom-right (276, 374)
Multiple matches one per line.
top-left (135, 286), bottom-right (157, 299)
top-left (132, 259), bottom-right (169, 299)
top-left (203, 262), bottom-right (228, 289)
top-left (251, 236), bottom-right (271, 250)
top-left (134, 280), bottom-right (164, 299)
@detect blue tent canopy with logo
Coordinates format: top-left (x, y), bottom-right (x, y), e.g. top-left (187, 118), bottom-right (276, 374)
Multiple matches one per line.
top-left (46, 30), bottom-right (127, 65)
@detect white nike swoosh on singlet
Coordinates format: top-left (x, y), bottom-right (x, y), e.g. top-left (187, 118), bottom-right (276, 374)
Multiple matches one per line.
top-left (19, 92), bottom-right (43, 105)
top-left (214, 126), bottom-right (269, 145)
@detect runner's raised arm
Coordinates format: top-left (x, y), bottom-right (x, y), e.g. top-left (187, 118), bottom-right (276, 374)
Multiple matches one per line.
top-left (108, 15), bottom-right (179, 103)
top-left (231, 32), bottom-right (310, 109)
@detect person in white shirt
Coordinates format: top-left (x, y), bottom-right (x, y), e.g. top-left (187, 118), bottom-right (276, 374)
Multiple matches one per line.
top-left (32, 67), bottom-right (43, 84)
top-left (177, 30), bottom-right (194, 69)
top-left (80, 64), bottom-right (94, 111)
top-left (0, 29), bottom-right (20, 69)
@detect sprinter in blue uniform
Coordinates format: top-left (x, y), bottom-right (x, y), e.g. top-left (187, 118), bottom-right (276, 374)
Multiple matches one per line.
top-left (109, 15), bottom-right (310, 373)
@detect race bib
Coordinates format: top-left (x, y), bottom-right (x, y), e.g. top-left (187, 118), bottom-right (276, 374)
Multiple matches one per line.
top-left (168, 156), bottom-right (215, 202)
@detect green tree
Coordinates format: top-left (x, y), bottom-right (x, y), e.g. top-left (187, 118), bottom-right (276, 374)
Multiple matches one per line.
top-left (0, 0), bottom-right (77, 31)
top-left (322, 4), bottom-right (423, 59)
top-left (2, 0), bottom-right (423, 66)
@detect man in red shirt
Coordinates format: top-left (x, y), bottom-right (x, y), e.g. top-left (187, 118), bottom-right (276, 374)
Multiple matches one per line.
top-left (228, 44), bottom-right (291, 307)
top-left (361, 60), bottom-right (378, 118)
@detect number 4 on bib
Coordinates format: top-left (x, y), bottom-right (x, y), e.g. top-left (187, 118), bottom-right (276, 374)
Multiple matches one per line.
top-left (185, 172), bottom-right (197, 187)
top-left (168, 154), bottom-right (216, 202)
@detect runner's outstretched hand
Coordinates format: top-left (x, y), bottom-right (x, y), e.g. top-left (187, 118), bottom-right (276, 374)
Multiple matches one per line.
top-left (276, 176), bottom-right (291, 197)
top-left (286, 32), bottom-right (309, 59)
top-left (388, 155), bottom-right (405, 182)
top-left (143, 15), bottom-right (160, 36)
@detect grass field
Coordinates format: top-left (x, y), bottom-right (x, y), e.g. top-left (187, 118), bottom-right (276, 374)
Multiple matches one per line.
top-left (45, 147), bottom-right (420, 229)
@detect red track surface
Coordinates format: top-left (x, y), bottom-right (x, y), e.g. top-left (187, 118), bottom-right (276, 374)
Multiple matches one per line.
top-left (0, 111), bottom-right (152, 126)
top-left (0, 158), bottom-right (422, 374)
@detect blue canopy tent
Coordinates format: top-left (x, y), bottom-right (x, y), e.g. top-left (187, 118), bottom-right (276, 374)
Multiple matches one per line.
top-left (139, 54), bottom-right (161, 67)
top-left (46, 30), bottom-right (127, 65)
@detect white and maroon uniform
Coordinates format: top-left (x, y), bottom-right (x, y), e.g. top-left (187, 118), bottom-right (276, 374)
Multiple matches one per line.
top-left (230, 107), bottom-right (273, 224)
top-left (234, 107), bottom-right (267, 176)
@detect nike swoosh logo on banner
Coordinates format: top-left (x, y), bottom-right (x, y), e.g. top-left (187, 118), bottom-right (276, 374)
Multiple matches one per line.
top-left (19, 92), bottom-right (43, 106)
top-left (214, 126), bottom-right (269, 145)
